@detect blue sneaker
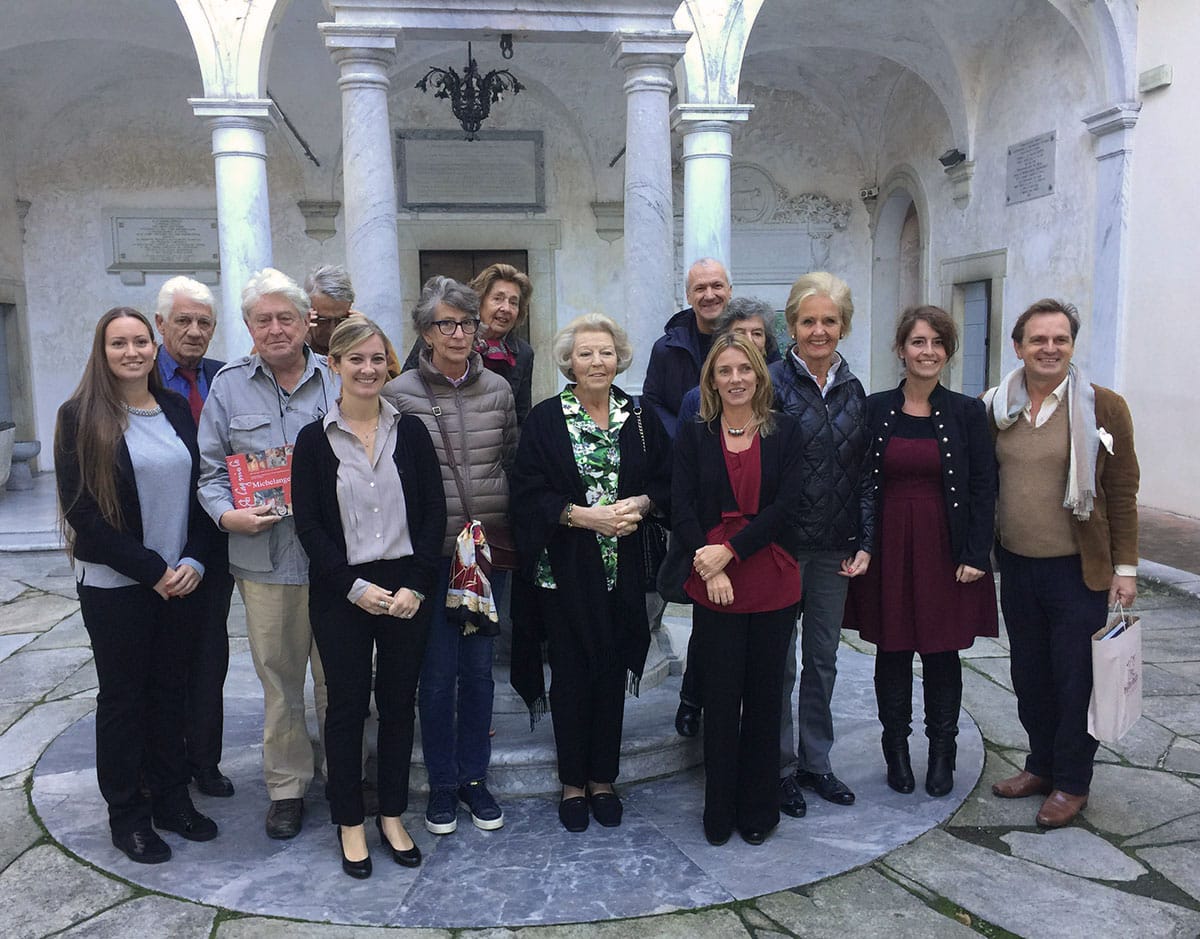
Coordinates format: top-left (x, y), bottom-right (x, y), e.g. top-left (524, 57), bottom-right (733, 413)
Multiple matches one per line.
top-left (424, 787), bottom-right (458, 835)
top-left (457, 780), bottom-right (504, 831)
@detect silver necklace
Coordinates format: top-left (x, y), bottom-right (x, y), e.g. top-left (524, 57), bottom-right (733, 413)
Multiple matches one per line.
top-left (123, 402), bottom-right (162, 417)
top-left (723, 416), bottom-right (754, 436)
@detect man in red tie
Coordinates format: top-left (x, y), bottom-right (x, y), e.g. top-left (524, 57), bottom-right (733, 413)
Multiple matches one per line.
top-left (154, 276), bottom-right (236, 800)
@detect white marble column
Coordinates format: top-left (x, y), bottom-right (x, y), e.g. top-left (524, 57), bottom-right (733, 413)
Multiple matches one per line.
top-left (189, 98), bottom-right (276, 363)
top-left (607, 31), bottom-right (689, 388)
top-left (670, 105), bottom-right (753, 272)
top-left (325, 33), bottom-right (404, 347)
top-left (1083, 102), bottom-right (1140, 388)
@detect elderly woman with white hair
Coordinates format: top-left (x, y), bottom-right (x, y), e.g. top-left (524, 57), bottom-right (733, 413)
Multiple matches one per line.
top-left (770, 271), bottom-right (874, 819)
top-left (509, 314), bottom-right (672, 833)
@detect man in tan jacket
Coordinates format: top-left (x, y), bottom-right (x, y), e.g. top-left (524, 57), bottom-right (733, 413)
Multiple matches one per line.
top-left (985, 299), bottom-right (1139, 829)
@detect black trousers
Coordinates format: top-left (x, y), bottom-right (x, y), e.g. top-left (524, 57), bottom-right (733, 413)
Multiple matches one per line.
top-left (311, 558), bottom-right (430, 826)
top-left (78, 582), bottom-right (196, 836)
top-left (539, 587), bottom-right (627, 788)
top-left (998, 547), bottom-right (1107, 795)
top-left (184, 568), bottom-right (234, 774)
top-left (692, 602), bottom-right (796, 837)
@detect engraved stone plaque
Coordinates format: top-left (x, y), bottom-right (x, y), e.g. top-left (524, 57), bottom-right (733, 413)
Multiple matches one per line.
top-left (1006, 131), bottom-right (1056, 206)
top-left (398, 130), bottom-right (544, 212)
top-left (105, 209), bottom-right (220, 284)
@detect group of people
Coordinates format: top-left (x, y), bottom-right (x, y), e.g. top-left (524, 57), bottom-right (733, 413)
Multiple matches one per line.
top-left (55, 253), bottom-right (1139, 875)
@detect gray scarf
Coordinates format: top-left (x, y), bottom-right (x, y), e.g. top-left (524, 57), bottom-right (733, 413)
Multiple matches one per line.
top-left (983, 362), bottom-right (1099, 520)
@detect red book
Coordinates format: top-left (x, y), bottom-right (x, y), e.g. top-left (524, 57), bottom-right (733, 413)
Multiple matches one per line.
top-left (225, 445), bottom-right (293, 517)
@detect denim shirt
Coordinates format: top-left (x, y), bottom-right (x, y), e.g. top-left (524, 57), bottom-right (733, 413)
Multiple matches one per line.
top-left (197, 348), bottom-right (336, 583)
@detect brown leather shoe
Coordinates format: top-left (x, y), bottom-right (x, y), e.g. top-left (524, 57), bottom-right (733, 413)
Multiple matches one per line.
top-left (1035, 790), bottom-right (1089, 828)
top-left (991, 770), bottom-right (1053, 799)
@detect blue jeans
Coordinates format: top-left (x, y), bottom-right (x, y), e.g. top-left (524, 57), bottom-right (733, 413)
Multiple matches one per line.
top-left (779, 550), bottom-right (852, 777)
top-left (418, 558), bottom-right (503, 790)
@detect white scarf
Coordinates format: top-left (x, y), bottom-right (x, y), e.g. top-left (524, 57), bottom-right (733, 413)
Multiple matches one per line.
top-left (983, 362), bottom-right (1100, 520)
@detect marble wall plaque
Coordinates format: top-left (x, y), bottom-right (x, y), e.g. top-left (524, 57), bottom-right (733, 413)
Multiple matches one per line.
top-left (1006, 131), bottom-right (1056, 205)
top-left (398, 130), bottom-right (544, 212)
top-left (105, 209), bottom-right (219, 273)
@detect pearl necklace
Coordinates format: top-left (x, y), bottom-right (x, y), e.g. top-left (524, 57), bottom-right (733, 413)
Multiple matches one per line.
top-left (723, 416), bottom-right (755, 437)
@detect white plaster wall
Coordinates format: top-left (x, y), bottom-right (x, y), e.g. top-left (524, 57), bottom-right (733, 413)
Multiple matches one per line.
top-left (1122, 3), bottom-right (1200, 518)
top-left (730, 82), bottom-right (875, 373)
top-left (18, 72), bottom-right (327, 469)
top-left (875, 4), bottom-right (1102, 386)
top-left (384, 43), bottom-right (629, 401)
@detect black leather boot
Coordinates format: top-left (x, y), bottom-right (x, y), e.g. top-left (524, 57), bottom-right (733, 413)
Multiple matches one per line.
top-left (923, 653), bottom-right (962, 798)
top-left (875, 655), bottom-right (915, 794)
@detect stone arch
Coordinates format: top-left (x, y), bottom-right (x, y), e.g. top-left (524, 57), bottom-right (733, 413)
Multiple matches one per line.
top-left (175, 0), bottom-right (295, 98)
top-left (869, 164), bottom-right (930, 392)
top-left (673, 0), bottom-right (767, 105)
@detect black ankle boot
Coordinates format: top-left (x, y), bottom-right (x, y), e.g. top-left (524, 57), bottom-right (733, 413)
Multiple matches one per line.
top-left (925, 738), bottom-right (956, 797)
top-left (922, 655), bottom-right (962, 798)
top-left (883, 736), bottom-right (915, 793)
top-left (875, 657), bottom-right (915, 794)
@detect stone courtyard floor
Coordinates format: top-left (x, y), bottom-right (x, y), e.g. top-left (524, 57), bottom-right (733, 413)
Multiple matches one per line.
top-left (2, 488), bottom-right (1200, 936)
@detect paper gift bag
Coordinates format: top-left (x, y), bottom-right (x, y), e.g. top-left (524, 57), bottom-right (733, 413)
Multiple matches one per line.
top-left (1087, 606), bottom-right (1142, 743)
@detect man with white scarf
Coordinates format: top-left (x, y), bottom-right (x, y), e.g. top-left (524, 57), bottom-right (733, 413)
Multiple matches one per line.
top-left (984, 299), bottom-right (1139, 829)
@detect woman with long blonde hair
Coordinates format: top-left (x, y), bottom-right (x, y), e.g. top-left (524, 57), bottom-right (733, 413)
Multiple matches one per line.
top-left (671, 335), bottom-right (804, 846)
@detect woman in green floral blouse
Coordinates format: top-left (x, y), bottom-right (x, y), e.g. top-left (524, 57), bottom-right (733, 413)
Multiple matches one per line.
top-left (510, 314), bottom-right (672, 833)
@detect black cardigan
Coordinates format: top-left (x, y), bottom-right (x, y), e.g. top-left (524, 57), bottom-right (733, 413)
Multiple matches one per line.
top-left (292, 413), bottom-right (447, 602)
top-left (509, 388), bottom-right (672, 716)
top-left (671, 413), bottom-right (804, 564)
top-left (55, 389), bottom-right (215, 588)
top-left (864, 383), bottom-right (997, 571)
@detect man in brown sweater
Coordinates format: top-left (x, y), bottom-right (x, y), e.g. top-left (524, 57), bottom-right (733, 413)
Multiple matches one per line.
top-left (985, 299), bottom-right (1139, 829)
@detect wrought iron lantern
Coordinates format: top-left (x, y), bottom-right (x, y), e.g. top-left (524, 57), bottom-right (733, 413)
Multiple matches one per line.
top-left (416, 42), bottom-right (524, 141)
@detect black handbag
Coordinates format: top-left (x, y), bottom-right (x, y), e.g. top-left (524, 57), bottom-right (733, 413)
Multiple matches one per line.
top-left (655, 535), bottom-right (692, 604)
top-left (631, 397), bottom-right (668, 592)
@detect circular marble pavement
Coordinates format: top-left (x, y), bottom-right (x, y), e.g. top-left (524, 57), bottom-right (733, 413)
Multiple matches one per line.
top-left (32, 646), bottom-right (982, 929)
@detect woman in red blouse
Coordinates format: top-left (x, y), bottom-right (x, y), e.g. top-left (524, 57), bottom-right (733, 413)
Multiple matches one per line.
top-left (670, 335), bottom-right (805, 846)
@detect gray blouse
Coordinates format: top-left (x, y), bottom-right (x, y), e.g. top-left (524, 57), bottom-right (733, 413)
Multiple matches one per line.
top-left (323, 398), bottom-right (413, 602)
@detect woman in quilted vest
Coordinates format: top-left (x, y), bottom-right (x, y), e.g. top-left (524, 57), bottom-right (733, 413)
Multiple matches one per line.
top-left (383, 276), bottom-right (517, 840)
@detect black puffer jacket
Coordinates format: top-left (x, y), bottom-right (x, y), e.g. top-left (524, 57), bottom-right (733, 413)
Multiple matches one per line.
top-left (769, 350), bottom-right (874, 554)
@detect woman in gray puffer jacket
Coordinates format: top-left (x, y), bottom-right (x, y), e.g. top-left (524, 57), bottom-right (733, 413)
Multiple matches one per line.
top-left (383, 275), bottom-right (517, 839)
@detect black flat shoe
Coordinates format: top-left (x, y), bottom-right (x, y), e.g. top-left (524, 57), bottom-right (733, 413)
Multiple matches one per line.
top-left (153, 805), bottom-right (218, 842)
top-left (704, 824), bottom-right (731, 847)
top-left (589, 790), bottom-right (623, 828)
top-left (113, 828), bottom-right (171, 864)
top-left (794, 770), bottom-right (856, 806)
top-left (675, 702), bottom-right (700, 738)
top-left (739, 828), bottom-right (767, 846)
top-left (559, 796), bottom-right (589, 832)
top-left (193, 766), bottom-right (235, 798)
top-left (375, 815), bottom-right (421, 867)
top-left (338, 826), bottom-right (372, 879)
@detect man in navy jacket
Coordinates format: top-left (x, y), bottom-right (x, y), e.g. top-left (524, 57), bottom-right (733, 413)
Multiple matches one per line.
top-left (643, 258), bottom-right (732, 439)
top-left (154, 276), bottom-right (234, 800)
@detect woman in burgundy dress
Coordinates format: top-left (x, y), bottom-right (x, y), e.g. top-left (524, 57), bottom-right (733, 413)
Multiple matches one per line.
top-left (672, 335), bottom-right (804, 845)
top-left (845, 306), bottom-right (997, 797)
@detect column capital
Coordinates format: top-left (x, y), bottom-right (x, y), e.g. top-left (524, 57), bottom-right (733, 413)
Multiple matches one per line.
top-left (320, 24), bottom-right (397, 56)
top-left (1083, 102), bottom-right (1140, 158)
top-left (188, 97), bottom-right (278, 131)
top-left (606, 29), bottom-right (689, 71)
top-left (670, 104), bottom-right (754, 134)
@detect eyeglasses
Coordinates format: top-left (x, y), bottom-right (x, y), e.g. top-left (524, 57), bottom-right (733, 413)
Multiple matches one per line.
top-left (312, 314), bottom-right (349, 326)
top-left (431, 318), bottom-right (480, 336)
